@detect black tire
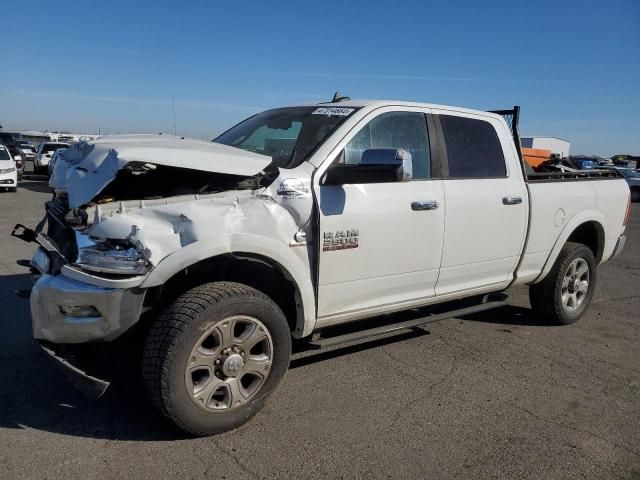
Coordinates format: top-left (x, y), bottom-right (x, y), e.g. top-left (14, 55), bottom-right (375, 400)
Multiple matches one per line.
top-left (529, 242), bottom-right (597, 325)
top-left (631, 188), bottom-right (640, 203)
top-left (9, 187), bottom-right (17, 192)
top-left (142, 281), bottom-right (291, 436)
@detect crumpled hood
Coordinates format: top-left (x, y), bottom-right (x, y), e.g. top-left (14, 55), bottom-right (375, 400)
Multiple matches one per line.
top-left (50, 134), bottom-right (272, 208)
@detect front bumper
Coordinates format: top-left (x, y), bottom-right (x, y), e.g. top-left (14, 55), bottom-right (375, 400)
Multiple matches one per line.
top-left (0, 172), bottom-right (17, 185)
top-left (39, 342), bottom-right (110, 398)
top-left (30, 273), bottom-right (146, 343)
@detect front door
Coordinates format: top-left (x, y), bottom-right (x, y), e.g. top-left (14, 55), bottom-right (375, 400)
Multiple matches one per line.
top-left (315, 109), bottom-right (445, 320)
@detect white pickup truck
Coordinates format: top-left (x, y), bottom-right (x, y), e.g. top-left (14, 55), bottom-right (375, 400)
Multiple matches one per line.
top-left (14, 99), bottom-right (630, 435)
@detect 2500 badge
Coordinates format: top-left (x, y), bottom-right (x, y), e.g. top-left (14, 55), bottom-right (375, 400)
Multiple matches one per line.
top-left (323, 229), bottom-right (359, 252)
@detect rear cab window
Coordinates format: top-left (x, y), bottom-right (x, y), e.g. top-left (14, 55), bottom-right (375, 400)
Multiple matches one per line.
top-left (439, 115), bottom-right (506, 178)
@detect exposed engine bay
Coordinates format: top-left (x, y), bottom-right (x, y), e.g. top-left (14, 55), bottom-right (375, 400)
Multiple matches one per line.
top-left (95, 162), bottom-right (275, 203)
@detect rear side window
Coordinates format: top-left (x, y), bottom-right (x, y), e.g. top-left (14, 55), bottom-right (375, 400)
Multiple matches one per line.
top-left (440, 115), bottom-right (506, 178)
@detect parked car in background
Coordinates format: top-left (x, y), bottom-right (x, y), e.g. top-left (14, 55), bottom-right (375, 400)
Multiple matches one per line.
top-left (0, 133), bottom-right (22, 177)
top-left (6, 144), bottom-right (24, 179)
top-left (0, 145), bottom-right (18, 192)
top-left (598, 166), bottom-right (640, 202)
top-left (16, 141), bottom-right (36, 161)
top-left (34, 142), bottom-right (70, 175)
top-left (570, 156), bottom-right (601, 170)
top-left (611, 154), bottom-right (640, 169)
top-left (47, 148), bottom-right (68, 176)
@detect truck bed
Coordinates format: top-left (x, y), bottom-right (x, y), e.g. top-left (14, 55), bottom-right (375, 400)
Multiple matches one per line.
top-left (489, 107), bottom-right (624, 183)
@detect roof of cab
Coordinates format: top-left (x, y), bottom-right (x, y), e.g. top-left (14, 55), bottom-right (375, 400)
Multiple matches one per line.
top-left (293, 99), bottom-right (505, 120)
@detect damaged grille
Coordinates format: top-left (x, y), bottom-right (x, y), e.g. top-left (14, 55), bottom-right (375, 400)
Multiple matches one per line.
top-left (45, 195), bottom-right (78, 262)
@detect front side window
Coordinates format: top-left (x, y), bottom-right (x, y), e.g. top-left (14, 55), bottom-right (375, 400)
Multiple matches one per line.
top-left (342, 111), bottom-right (430, 179)
top-left (440, 115), bottom-right (506, 178)
top-left (214, 106), bottom-right (358, 169)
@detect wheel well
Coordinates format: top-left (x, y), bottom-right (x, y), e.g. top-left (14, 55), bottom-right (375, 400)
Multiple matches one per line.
top-left (152, 254), bottom-right (303, 335)
top-left (567, 221), bottom-right (605, 262)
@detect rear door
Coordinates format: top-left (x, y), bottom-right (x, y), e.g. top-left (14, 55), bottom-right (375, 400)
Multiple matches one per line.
top-left (314, 107), bottom-right (445, 320)
top-left (432, 111), bottom-right (528, 295)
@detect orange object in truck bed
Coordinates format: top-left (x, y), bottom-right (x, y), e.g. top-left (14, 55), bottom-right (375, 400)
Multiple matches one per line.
top-left (522, 147), bottom-right (551, 167)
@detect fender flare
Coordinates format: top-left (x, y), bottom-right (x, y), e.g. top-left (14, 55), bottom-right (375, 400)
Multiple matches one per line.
top-left (140, 233), bottom-right (317, 337)
top-left (531, 210), bottom-right (605, 284)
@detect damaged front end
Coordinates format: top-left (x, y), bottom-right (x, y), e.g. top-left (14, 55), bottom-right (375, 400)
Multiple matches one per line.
top-left (17, 135), bottom-right (284, 338)
top-left (14, 135), bottom-right (300, 397)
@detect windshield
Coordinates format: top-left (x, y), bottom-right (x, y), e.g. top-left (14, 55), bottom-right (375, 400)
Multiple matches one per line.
top-left (0, 148), bottom-right (10, 160)
top-left (214, 106), bottom-right (359, 169)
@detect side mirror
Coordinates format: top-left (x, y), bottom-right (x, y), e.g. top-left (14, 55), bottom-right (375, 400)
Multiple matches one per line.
top-left (323, 148), bottom-right (413, 185)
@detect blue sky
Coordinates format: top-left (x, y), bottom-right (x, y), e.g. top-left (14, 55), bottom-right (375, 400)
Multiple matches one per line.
top-left (1, 0), bottom-right (638, 156)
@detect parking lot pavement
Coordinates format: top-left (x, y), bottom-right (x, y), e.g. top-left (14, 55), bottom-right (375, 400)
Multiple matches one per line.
top-left (0, 178), bottom-right (638, 480)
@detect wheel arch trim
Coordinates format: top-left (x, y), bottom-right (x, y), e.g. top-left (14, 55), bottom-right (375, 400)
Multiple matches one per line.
top-left (140, 233), bottom-right (317, 338)
top-left (532, 211), bottom-right (605, 284)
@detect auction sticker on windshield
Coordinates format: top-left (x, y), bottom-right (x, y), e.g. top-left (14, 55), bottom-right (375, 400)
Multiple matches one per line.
top-left (312, 107), bottom-right (355, 116)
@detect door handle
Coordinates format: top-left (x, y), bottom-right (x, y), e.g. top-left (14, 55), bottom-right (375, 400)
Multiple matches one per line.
top-left (502, 196), bottom-right (522, 205)
top-left (411, 200), bottom-right (439, 211)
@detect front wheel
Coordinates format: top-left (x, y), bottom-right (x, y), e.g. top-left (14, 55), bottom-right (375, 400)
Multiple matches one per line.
top-left (529, 242), bottom-right (597, 325)
top-left (142, 282), bottom-right (291, 436)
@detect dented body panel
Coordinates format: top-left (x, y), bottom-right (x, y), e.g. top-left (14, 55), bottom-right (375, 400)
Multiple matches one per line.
top-left (38, 138), bottom-right (319, 338)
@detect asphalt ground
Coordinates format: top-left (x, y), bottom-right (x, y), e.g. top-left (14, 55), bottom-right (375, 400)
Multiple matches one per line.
top-left (0, 166), bottom-right (638, 479)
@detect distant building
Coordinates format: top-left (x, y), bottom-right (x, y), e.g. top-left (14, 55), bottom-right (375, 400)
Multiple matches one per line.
top-left (17, 130), bottom-right (52, 146)
top-left (0, 130), bottom-right (100, 147)
top-left (521, 137), bottom-right (570, 158)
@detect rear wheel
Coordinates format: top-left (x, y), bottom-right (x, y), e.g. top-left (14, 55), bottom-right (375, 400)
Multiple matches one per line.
top-left (529, 242), bottom-right (597, 325)
top-left (142, 281), bottom-right (291, 436)
top-left (631, 188), bottom-right (640, 203)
